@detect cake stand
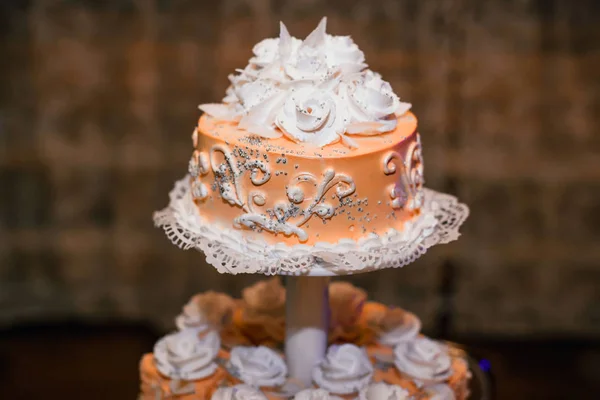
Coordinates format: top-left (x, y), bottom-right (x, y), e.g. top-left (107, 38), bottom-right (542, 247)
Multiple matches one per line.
top-left (154, 175), bottom-right (469, 387)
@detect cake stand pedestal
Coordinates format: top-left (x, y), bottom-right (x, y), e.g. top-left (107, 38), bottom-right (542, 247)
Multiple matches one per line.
top-left (284, 275), bottom-right (330, 386)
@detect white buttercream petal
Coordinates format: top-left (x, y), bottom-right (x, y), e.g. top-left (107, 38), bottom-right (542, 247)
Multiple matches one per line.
top-left (239, 90), bottom-right (287, 138)
top-left (358, 382), bottom-right (410, 400)
top-left (229, 346), bottom-right (288, 388)
top-left (345, 121), bottom-right (386, 134)
top-left (250, 38), bottom-right (279, 67)
top-left (199, 103), bottom-right (238, 120)
top-left (154, 329), bottom-right (221, 381)
top-left (211, 385), bottom-right (269, 400)
top-left (393, 338), bottom-right (453, 382)
top-left (201, 18), bottom-right (410, 148)
top-left (395, 101), bottom-right (412, 116)
top-left (339, 133), bottom-right (359, 149)
top-left (303, 17), bottom-right (327, 48)
top-left (312, 344), bottom-right (373, 395)
top-left (279, 21), bottom-right (293, 61)
top-left (294, 388), bottom-right (343, 400)
top-left (242, 123), bottom-right (283, 139)
top-left (236, 81), bottom-right (280, 110)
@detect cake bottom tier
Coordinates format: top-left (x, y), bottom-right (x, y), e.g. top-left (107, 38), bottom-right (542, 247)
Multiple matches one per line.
top-left (138, 278), bottom-right (471, 399)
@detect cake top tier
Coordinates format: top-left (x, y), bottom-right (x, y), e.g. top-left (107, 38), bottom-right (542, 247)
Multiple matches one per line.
top-left (199, 17), bottom-right (412, 149)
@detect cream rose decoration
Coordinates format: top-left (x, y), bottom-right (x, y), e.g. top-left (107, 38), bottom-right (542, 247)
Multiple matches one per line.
top-left (293, 388), bottom-right (343, 400)
top-left (323, 34), bottom-right (366, 72)
top-left (276, 85), bottom-right (349, 147)
top-left (393, 337), bottom-right (452, 382)
top-left (175, 291), bottom-right (236, 331)
top-left (199, 17), bottom-right (409, 148)
top-left (249, 38), bottom-right (280, 67)
top-left (377, 308), bottom-right (421, 346)
top-left (154, 328), bottom-right (220, 380)
top-left (358, 383), bottom-right (410, 400)
top-left (211, 384), bottom-right (268, 400)
top-left (312, 344), bottom-right (373, 394)
top-left (229, 346), bottom-right (287, 387)
top-left (341, 71), bottom-right (411, 135)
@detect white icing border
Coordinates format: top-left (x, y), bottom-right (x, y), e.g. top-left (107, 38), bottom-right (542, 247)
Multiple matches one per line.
top-left (153, 176), bottom-right (469, 276)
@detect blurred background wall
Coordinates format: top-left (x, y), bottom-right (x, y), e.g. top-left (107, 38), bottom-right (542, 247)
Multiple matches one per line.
top-left (0, 0), bottom-right (598, 338)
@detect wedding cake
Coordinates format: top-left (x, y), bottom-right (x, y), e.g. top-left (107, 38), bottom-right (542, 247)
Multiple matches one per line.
top-left (144, 18), bottom-right (471, 399)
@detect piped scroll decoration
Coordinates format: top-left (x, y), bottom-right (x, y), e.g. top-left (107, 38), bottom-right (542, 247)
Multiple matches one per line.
top-left (235, 168), bottom-right (356, 242)
top-left (189, 149), bottom-right (210, 200)
top-left (206, 143), bottom-right (355, 242)
top-left (382, 134), bottom-right (424, 211)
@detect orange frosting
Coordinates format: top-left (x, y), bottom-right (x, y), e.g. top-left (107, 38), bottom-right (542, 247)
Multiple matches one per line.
top-left (190, 112), bottom-right (422, 246)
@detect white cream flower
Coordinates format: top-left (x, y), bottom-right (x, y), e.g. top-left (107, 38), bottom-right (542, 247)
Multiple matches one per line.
top-left (276, 85), bottom-right (349, 147)
top-left (199, 17), bottom-right (411, 148)
top-left (358, 383), bottom-right (410, 400)
top-left (154, 328), bottom-right (220, 380)
top-left (284, 54), bottom-right (331, 82)
top-left (229, 346), bottom-right (287, 387)
top-left (324, 35), bottom-right (366, 73)
top-left (293, 388), bottom-right (343, 400)
top-left (341, 71), bottom-right (411, 135)
top-left (393, 337), bottom-right (452, 382)
top-left (312, 344), bottom-right (373, 395)
top-left (211, 384), bottom-right (268, 400)
top-left (235, 80), bottom-right (282, 112)
top-left (250, 38), bottom-right (280, 67)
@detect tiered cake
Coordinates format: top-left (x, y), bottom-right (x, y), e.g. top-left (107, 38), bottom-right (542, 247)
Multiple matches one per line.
top-left (145, 18), bottom-right (470, 399)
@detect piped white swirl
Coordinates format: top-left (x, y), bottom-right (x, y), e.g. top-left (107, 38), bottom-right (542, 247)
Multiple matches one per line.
top-left (229, 346), bottom-right (288, 387)
top-left (312, 344), bottom-right (374, 394)
top-left (393, 337), bottom-right (452, 382)
top-left (358, 382), bottom-right (410, 400)
top-left (211, 384), bottom-right (268, 400)
top-left (153, 328), bottom-right (220, 380)
top-left (378, 310), bottom-right (422, 346)
top-left (293, 388), bottom-right (343, 400)
top-left (199, 17), bottom-right (411, 148)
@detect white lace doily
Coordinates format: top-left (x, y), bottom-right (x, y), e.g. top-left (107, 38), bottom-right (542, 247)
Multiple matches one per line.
top-left (153, 176), bottom-right (469, 276)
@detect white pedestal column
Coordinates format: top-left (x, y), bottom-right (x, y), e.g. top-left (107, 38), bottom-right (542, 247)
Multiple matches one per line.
top-left (285, 276), bottom-right (330, 387)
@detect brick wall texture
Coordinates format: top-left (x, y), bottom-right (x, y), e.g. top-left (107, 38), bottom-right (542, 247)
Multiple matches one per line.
top-left (1, 0), bottom-right (599, 337)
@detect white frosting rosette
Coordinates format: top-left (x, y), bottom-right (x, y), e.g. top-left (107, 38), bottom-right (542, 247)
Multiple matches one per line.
top-left (154, 328), bottom-right (220, 380)
top-left (424, 383), bottom-right (456, 400)
top-left (211, 384), bottom-right (268, 400)
top-left (378, 311), bottom-right (422, 346)
top-left (326, 36), bottom-right (365, 71)
top-left (312, 344), bottom-right (373, 394)
top-left (199, 17), bottom-right (410, 148)
top-left (250, 38), bottom-right (280, 67)
top-left (358, 382), bottom-right (410, 400)
top-left (393, 337), bottom-right (452, 382)
top-left (229, 346), bottom-right (287, 387)
top-left (293, 388), bottom-right (343, 400)
top-left (340, 71), bottom-right (411, 134)
top-left (276, 84), bottom-right (350, 147)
